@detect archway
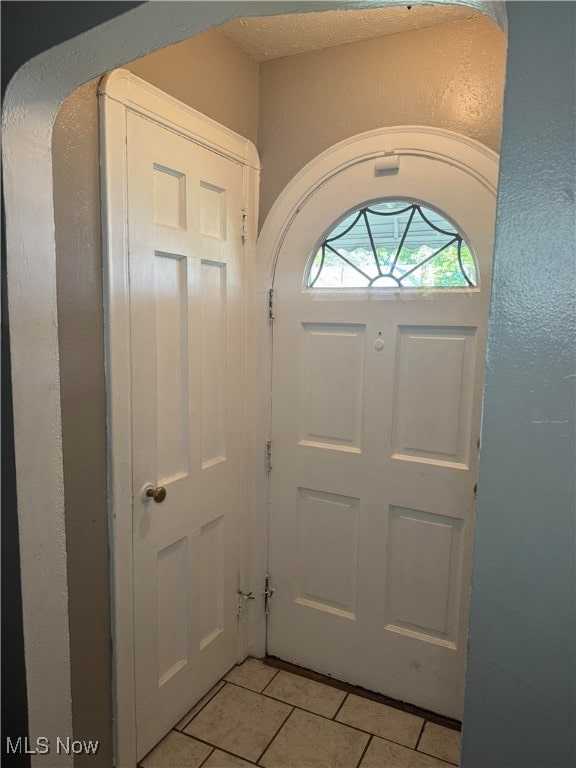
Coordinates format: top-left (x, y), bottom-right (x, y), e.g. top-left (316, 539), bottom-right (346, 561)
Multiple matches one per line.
top-left (2, 2), bottom-right (507, 764)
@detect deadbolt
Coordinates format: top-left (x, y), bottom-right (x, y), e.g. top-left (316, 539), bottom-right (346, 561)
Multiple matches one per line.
top-left (146, 485), bottom-right (167, 504)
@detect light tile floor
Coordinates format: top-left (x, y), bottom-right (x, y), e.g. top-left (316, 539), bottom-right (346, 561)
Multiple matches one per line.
top-left (140, 659), bottom-right (461, 768)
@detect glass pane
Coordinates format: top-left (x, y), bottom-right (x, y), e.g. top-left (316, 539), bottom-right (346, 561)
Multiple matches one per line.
top-left (306, 201), bottom-right (476, 289)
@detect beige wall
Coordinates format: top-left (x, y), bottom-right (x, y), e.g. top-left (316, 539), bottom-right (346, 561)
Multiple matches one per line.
top-left (126, 29), bottom-right (259, 143)
top-left (258, 16), bottom-right (505, 223)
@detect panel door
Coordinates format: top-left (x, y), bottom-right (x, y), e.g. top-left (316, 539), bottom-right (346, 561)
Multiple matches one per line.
top-left (268, 152), bottom-right (495, 719)
top-left (127, 112), bottom-right (245, 759)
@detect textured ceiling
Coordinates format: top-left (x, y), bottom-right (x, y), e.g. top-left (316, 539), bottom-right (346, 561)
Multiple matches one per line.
top-left (218, 5), bottom-right (480, 62)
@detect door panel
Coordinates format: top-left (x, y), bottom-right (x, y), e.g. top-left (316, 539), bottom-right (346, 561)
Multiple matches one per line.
top-left (392, 326), bottom-right (477, 466)
top-left (201, 260), bottom-right (227, 467)
top-left (385, 506), bottom-right (464, 646)
top-left (269, 152), bottom-right (494, 718)
top-left (157, 536), bottom-right (191, 685)
top-left (298, 323), bottom-right (366, 451)
top-left (127, 113), bottom-right (244, 758)
top-left (154, 250), bottom-right (192, 479)
top-left (296, 488), bottom-right (360, 619)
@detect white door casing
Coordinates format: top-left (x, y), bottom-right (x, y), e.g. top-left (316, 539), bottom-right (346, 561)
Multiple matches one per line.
top-left (100, 70), bottom-right (260, 765)
top-left (263, 128), bottom-right (498, 719)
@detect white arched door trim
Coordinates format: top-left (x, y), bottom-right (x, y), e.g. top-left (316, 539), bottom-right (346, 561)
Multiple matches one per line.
top-left (3, 4), bottom-right (505, 766)
top-left (258, 126), bottom-right (499, 285)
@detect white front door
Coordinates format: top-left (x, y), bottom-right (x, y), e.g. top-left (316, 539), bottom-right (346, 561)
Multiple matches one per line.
top-left (268, 150), bottom-right (495, 718)
top-left (127, 111), bottom-right (245, 759)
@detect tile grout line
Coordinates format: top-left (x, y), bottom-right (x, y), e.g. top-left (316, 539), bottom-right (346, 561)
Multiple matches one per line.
top-left (176, 681), bottom-right (226, 732)
top-left (417, 746), bottom-right (460, 767)
top-left (176, 728), bottom-right (223, 751)
top-left (255, 706), bottom-right (295, 766)
top-left (415, 719), bottom-right (426, 751)
top-left (416, 720), bottom-right (461, 766)
top-left (354, 734), bottom-right (373, 768)
top-left (332, 692), bottom-right (349, 721)
top-left (177, 727), bottom-right (259, 766)
top-left (240, 681), bottom-right (347, 721)
top-left (223, 676), bottom-right (278, 696)
top-left (329, 720), bottom-right (425, 751)
top-left (196, 745), bottom-right (216, 768)
top-left (259, 666), bottom-right (281, 695)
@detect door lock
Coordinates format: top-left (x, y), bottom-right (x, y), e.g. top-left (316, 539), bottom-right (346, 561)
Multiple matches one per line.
top-left (143, 484), bottom-right (167, 503)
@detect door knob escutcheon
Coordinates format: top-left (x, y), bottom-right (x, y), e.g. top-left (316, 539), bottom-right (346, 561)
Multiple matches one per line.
top-left (146, 485), bottom-right (167, 503)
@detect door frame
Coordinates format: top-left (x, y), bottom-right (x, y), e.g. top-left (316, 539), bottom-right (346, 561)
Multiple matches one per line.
top-left (255, 124), bottom-right (499, 665)
top-left (99, 69), bottom-right (260, 768)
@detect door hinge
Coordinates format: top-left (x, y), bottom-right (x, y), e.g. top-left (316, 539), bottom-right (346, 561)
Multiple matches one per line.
top-left (241, 207), bottom-right (248, 244)
top-left (266, 440), bottom-right (273, 472)
top-left (237, 589), bottom-right (255, 617)
top-left (263, 574), bottom-right (275, 615)
top-left (268, 288), bottom-right (274, 322)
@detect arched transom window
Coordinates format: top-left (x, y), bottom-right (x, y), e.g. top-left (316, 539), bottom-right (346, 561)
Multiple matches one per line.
top-left (306, 200), bottom-right (477, 289)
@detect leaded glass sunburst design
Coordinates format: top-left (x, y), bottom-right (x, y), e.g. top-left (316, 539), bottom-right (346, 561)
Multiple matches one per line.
top-left (307, 201), bottom-right (476, 289)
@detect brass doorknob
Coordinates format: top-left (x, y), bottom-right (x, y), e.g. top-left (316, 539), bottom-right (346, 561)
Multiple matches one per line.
top-left (146, 485), bottom-right (167, 503)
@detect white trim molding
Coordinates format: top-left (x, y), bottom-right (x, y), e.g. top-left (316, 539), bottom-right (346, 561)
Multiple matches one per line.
top-left (99, 69), bottom-right (260, 768)
top-left (258, 126), bottom-right (499, 284)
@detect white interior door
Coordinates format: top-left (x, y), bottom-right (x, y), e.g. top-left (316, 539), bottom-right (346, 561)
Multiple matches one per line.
top-left (127, 112), bottom-right (245, 758)
top-left (268, 151), bottom-right (495, 719)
